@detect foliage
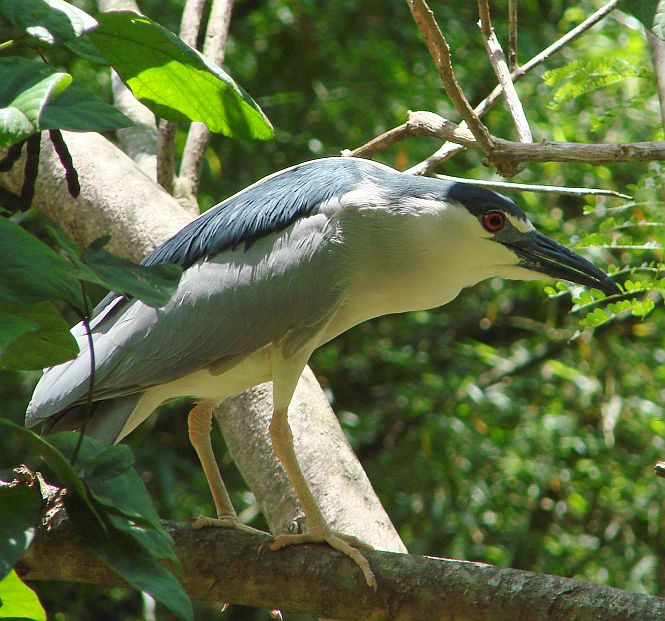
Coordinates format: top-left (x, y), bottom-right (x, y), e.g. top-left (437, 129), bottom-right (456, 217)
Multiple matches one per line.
top-left (0, 0), bottom-right (272, 147)
top-left (541, 58), bottom-right (652, 111)
top-left (0, 569), bottom-right (46, 621)
top-left (0, 422), bottom-right (192, 621)
top-left (1, 0), bottom-right (664, 620)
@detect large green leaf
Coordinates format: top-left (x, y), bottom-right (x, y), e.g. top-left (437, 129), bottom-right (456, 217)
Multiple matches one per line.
top-left (0, 486), bottom-right (41, 580)
top-left (0, 570), bottom-right (46, 621)
top-left (82, 236), bottom-right (182, 308)
top-left (90, 11), bottom-right (274, 141)
top-left (47, 434), bottom-right (190, 621)
top-left (622, 1), bottom-right (665, 40)
top-left (40, 82), bottom-right (133, 132)
top-left (92, 532), bottom-right (192, 621)
top-left (0, 0), bottom-right (97, 46)
top-left (48, 435), bottom-right (165, 535)
top-left (0, 58), bottom-right (72, 147)
top-left (0, 301), bottom-right (79, 371)
top-left (0, 217), bottom-right (83, 308)
top-left (0, 309), bottom-right (39, 353)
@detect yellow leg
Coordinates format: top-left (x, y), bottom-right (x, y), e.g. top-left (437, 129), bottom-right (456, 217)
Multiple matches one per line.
top-left (267, 357), bottom-right (377, 589)
top-left (187, 402), bottom-right (265, 535)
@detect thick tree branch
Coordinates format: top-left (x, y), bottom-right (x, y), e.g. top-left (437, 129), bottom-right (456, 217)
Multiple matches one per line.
top-left (18, 509), bottom-right (665, 621)
top-left (405, 0), bottom-right (494, 153)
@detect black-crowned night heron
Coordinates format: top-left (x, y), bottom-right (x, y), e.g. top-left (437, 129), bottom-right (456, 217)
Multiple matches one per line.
top-left (26, 157), bottom-right (619, 587)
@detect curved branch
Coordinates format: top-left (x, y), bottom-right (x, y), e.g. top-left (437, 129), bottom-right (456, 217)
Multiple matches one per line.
top-left (18, 510), bottom-right (665, 621)
top-left (354, 111), bottom-right (665, 166)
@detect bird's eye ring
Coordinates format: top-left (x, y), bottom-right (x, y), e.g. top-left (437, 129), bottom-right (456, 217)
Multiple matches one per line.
top-left (482, 210), bottom-right (506, 233)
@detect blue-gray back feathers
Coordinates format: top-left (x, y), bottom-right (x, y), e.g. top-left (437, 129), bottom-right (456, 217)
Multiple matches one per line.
top-left (144, 158), bottom-right (368, 269)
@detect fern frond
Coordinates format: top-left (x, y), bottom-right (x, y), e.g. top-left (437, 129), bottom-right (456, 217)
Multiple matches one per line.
top-left (542, 58), bottom-right (651, 110)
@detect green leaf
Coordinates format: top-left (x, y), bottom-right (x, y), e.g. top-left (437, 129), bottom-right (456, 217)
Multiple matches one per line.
top-left (0, 486), bottom-right (42, 580)
top-left (0, 422), bottom-right (104, 530)
top-left (64, 34), bottom-right (108, 64)
top-left (82, 236), bottom-right (182, 308)
top-left (542, 58), bottom-right (650, 110)
top-left (48, 434), bottom-right (163, 533)
top-left (621, 1), bottom-right (665, 40)
top-left (44, 434), bottom-right (191, 621)
top-left (91, 532), bottom-right (192, 621)
top-left (40, 82), bottom-right (133, 132)
top-left (0, 569), bottom-right (46, 621)
top-left (0, 309), bottom-right (39, 353)
top-left (0, 217), bottom-right (83, 308)
top-left (0, 58), bottom-right (72, 147)
top-left (81, 445), bottom-right (135, 484)
top-left (0, 0), bottom-right (97, 46)
top-left (0, 301), bottom-right (79, 370)
top-left (107, 514), bottom-right (178, 562)
top-left (90, 11), bottom-right (274, 141)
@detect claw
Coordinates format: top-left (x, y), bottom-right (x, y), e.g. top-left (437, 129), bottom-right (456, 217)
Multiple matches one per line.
top-left (269, 530), bottom-right (377, 590)
top-left (191, 514), bottom-right (269, 537)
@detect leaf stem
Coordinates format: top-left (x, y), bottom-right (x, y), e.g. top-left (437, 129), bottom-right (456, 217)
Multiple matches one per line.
top-left (0, 37), bottom-right (22, 51)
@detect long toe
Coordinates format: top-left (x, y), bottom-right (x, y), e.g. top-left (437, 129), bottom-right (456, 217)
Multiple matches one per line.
top-left (192, 514), bottom-right (269, 536)
top-left (269, 531), bottom-right (377, 589)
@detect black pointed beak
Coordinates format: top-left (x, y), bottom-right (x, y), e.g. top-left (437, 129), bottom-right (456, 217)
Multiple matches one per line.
top-left (505, 231), bottom-right (621, 296)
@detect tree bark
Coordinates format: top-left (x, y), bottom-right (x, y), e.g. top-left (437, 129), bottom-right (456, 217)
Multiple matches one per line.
top-left (17, 512), bottom-right (665, 621)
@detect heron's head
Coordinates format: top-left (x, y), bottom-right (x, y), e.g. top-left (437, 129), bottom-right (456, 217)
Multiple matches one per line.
top-left (431, 182), bottom-right (621, 296)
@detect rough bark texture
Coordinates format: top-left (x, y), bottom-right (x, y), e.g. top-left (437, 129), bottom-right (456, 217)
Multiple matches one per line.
top-left (18, 514), bottom-right (665, 621)
top-left (0, 131), bottom-right (190, 262)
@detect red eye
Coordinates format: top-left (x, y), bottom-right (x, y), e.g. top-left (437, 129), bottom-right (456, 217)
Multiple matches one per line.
top-left (482, 210), bottom-right (506, 233)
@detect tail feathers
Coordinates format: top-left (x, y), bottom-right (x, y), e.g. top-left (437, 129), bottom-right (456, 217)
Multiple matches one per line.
top-left (42, 393), bottom-right (145, 445)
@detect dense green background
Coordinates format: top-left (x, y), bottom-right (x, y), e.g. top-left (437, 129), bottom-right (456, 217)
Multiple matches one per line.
top-left (2, 0), bottom-right (664, 619)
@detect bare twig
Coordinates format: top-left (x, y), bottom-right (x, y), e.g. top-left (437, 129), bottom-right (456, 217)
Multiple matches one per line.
top-left (433, 173), bottom-right (632, 199)
top-left (158, 0), bottom-right (208, 194)
top-left (100, 0), bottom-right (160, 179)
top-left (350, 0), bottom-right (620, 174)
top-left (176, 0), bottom-right (234, 212)
top-left (647, 30), bottom-right (665, 128)
top-left (405, 0), bottom-right (494, 153)
top-left (508, 0), bottom-right (518, 70)
top-left (353, 110), bottom-right (665, 165)
top-left (411, 0), bottom-right (619, 173)
top-left (419, 111), bottom-right (665, 163)
top-left (180, 0), bottom-right (207, 46)
top-left (157, 119), bottom-right (176, 193)
top-left (477, 0), bottom-right (531, 176)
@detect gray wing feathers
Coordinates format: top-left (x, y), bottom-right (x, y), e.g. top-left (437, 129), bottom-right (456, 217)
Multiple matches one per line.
top-left (42, 394), bottom-right (144, 444)
top-left (27, 210), bottom-right (347, 426)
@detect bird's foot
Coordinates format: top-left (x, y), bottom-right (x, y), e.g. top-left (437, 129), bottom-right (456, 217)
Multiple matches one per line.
top-left (192, 514), bottom-right (268, 536)
top-left (268, 529), bottom-right (377, 589)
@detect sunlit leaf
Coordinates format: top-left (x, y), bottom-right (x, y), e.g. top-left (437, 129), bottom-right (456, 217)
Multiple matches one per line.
top-left (90, 11), bottom-right (273, 141)
top-left (0, 0), bottom-right (97, 45)
top-left (0, 569), bottom-right (46, 621)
